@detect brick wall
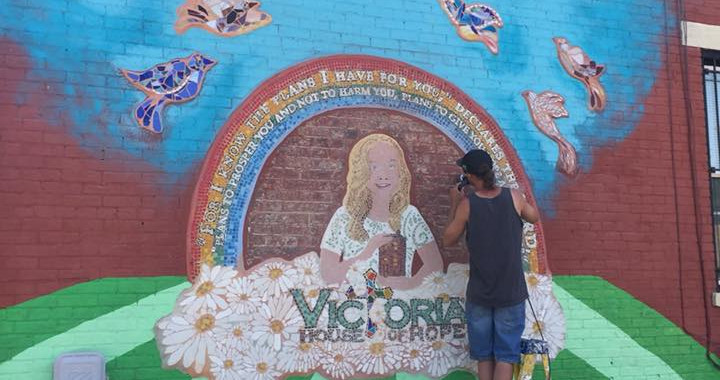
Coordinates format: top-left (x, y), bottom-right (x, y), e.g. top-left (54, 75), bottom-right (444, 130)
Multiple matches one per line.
top-left (1, 0), bottom-right (720, 364)
top-left (245, 107), bottom-right (466, 268)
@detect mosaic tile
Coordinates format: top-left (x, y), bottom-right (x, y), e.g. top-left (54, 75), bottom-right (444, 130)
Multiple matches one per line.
top-left (521, 90), bottom-right (578, 177)
top-left (438, 0), bottom-right (503, 54)
top-left (553, 37), bottom-right (607, 111)
top-left (175, 0), bottom-right (271, 37)
top-left (120, 53), bottom-right (216, 133)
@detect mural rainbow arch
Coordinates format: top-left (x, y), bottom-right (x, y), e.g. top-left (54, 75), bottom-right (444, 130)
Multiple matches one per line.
top-left (187, 54), bottom-right (548, 278)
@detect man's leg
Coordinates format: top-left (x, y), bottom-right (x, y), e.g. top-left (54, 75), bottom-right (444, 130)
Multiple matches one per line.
top-left (477, 360), bottom-right (494, 380)
top-left (492, 301), bottom-right (526, 380)
top-left (465, 301), bottom-right (494, 380)
top-left (493, 361), bottom-right (514, 380)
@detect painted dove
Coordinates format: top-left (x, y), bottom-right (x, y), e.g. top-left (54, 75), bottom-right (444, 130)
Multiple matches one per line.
top-left (553, 37), bottom-right (606, 111)
top-left (439, 0), bottom-right (503, 54)
top-left (522, 90), bottom-right (578, 177)
top-left (175, 0), bottom-right (271, 36)
top-left (121, 53), bottom-right (216, 133)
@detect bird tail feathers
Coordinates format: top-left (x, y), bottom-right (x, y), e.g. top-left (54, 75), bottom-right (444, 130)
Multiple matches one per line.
top-left (586, 78), bottom-right (606, 112)
top-left (134, 97), bottom-right (166, 133)
top-left (556, 139), bottom-right (579, 177)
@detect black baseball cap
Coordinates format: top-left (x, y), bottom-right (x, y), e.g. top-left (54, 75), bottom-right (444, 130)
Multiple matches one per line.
top-left (456, 149), bottom-right (493, 174)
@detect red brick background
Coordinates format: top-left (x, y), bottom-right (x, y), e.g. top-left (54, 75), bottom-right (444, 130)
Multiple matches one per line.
top-left (244, 107), bottom-right (467, 269)
top-left (0, 40), bottom-right (189, 307)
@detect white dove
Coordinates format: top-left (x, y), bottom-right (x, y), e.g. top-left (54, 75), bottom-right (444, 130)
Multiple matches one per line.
top-left (522, 90), bottom-right (578, 177)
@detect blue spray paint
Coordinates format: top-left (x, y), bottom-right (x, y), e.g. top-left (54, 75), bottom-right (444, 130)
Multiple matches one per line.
top-left (0, 0), bottom-right (668, 210)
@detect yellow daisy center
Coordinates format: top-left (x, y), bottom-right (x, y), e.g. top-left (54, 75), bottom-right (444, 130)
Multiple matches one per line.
top-left (233, 327), bottom-right (243, 337)
top-left (270, 319), bottom-right (284, 334)
top-left (409, 349), bottom-right (419, 358)
top-left (438, 293), bottom-right (450, 302)
top-left (334, 354), bottom-right (344, 363)
top-left (533, 321), bottom-right (544, 333)
top-left (223, 359), bottom-right (234, 369)
top-left (433, 276), bottom-right (444, 284)
top-left (239, 293), bottom-right (249, 301)
top-left (308, 289), bottom-right (319, 298)
top-left (196, 281), bottom-right (214, 296)
top-left (527, 275), bottom-right (539, 287)
top-left (256, 362), bottom-right (268, 373)
top-left (194, 314), bottom-right (215, 332)
top-left (304, 268), bottom-right (313, 275)
top-left (299, 342), bottom-right (312, 352)
top-left (269, 268), bottom-right (283, 280)
top-left (432, 340), bottom-right (444, 350)
top-left (369, 342), bottom-right (385, 356)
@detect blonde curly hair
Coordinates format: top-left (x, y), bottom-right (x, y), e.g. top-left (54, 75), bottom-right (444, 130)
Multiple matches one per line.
top-left (343, 134), bottom-right (411, 241)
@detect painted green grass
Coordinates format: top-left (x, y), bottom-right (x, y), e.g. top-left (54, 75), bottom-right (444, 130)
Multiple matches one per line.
top-left (0, 276), bottom-right (186, 364)
top-left (554, 275), bottom-right (720, 380)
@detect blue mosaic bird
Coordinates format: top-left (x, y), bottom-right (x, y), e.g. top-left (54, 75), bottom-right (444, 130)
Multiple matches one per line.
top-left (439, 0), bottom-right (503, 54)
top-left (120, 53), bottom-right (217, 133)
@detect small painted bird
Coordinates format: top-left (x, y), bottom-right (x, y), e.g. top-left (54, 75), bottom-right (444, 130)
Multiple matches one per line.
top-left (439, 0), bottom-right (503, 54)
top-left (553, 37), bottom-right (606, 111)
top-left (522, 90), bottom-right (578, 177)
top-left (120, 53), bottom-right (217, 133)
top-left (175, 0), bottom-right (271, 37)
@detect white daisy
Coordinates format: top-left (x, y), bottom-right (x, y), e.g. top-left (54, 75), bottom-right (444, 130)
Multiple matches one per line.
top-left (320, 342), bottom-right (356, 379)
top-left (446, 263), bottom-right (470, 296)
top-left (421, 271), bottom-right (451, 295)
top-left (525, 272), bottom-right (553, 297)
top-left (241, 344), bottom-right (281, 380)
top-left (523, 292), bottom-right (566, 359)
top-left (209, 342), bottom-right (246, 380)
top-left (277, 339), bottom-right (322, 373)
top-left (159, 308), bottom-right (236, 373)
top-left (218, 313), bottom-right (251, 351)
top-left (251, 295), bottom-right (303, 351)
top-left (250, 261), bottom-right (298, 298)
top-left (226, 276), bottom-right (262, 315)
top-left (351, 340), bottom-right (402, 375)
top-left (179, 264), bottom-right (237, 314)
top-left (400, 340), bottom-right (432, 372)
top-left (427, 339), bottom-right (464, 377)
top-left (294, 254), bottom-right (323, 287)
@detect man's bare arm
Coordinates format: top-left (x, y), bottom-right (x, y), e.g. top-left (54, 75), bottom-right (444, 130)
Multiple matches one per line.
top-left (511, 188), bottom-right (539, 223)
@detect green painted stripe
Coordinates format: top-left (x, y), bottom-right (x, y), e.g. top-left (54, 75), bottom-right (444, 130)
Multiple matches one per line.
top-left (534, 348), bottom-right (608, 379)
top-left (553, 283), bottom-right (682, 379)
top-left (0, 276), bottom-right (186, 365)
top-left (106, 339), bottom-right (191, 380)
top-left (0, 282), bottom-right (188, 379)
top-left (554, 275), bottom-right (720, 380)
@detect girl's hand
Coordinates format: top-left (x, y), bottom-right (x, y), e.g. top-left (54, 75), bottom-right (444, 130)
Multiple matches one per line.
top-left (358, 234), bottom-right (395, 260)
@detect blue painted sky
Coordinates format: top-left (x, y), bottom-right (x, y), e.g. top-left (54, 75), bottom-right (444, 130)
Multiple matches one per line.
top-left (0, 0), bottom-right (668, 206)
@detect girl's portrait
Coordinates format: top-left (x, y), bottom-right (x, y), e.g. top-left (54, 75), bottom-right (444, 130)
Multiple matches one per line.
top-left (319, 133), bottom-right (443, 289)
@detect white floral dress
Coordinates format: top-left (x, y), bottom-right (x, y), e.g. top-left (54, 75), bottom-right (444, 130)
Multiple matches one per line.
top-left (320, 205), bottom-right (434, 288)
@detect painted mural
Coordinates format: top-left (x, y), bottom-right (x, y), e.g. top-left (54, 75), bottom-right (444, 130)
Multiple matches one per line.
top-left (153, 55), bottom-right (566, 379)
top-left (4, 1), bottom-right (719, 380)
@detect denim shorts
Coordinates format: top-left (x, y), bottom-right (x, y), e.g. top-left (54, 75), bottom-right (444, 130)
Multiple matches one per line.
top-left (465, 300), bottom-right (526, 363)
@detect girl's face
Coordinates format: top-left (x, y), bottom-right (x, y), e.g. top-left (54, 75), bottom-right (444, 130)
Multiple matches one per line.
top-left (366, 141), bottom-right (401, 198)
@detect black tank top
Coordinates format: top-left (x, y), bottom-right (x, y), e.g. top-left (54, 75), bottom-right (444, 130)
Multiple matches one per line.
top-left (465, 187), bottom-right (528, 307)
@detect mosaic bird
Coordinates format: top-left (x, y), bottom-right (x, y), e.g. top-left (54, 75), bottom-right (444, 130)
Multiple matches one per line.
top-left (439, 0), bottom-right (503, 54)
top-left (553, 37), bottom-right (606, 111)
top-left (522, 90), bottom-right (578, 177)
top-left (120, 53), bottom-right (216, 133)
top-left (175, 0), bottom-right (271, 37)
